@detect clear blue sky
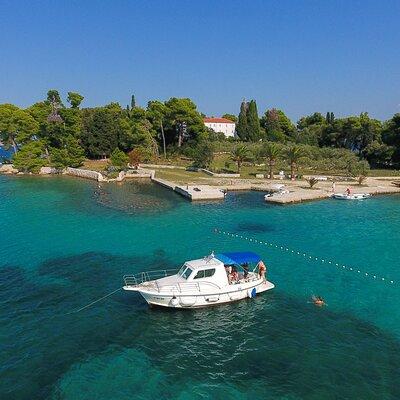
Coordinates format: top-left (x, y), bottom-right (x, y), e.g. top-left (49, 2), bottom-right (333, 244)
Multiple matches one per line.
top-left (0, 0), bottom-right (399, 121)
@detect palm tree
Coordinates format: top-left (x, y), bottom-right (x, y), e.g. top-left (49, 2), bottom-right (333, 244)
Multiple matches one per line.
top-left (306, 177), bottom-right (319, 188)
top-left (263, 143), bottom-right (281, 179)
top-left (230, 145), bottom-right (250, 173)
top-left (286, 145), bottom-right (306, 180)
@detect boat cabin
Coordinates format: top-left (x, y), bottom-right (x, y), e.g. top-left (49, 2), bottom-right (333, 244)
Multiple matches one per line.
top-left (176, 252), bottom-right (262, 287)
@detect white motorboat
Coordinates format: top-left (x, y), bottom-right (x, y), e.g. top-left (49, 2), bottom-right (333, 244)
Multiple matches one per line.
top-left (332, 193), bottom-right (371, 200)
top-left (123, 252), bottom-right (274, 308)
top-left (264, 188), bottom-right (289, 200)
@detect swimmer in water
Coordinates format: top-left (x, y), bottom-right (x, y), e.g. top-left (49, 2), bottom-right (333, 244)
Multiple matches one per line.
top-left (312, 295), bottom-right (325, 307)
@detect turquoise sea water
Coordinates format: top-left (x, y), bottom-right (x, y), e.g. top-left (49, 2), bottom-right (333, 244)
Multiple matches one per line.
top-left (1, 175), bottom-right (400, 399)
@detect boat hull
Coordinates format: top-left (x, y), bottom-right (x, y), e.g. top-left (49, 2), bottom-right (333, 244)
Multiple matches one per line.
top-left (125, 280), bottom-right (274, 309)
top-left (332, 193), bottom-right (371, 200)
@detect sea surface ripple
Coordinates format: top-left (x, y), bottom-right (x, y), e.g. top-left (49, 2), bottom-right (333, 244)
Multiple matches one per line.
top-left (1, 175), bottom-right (400, 399)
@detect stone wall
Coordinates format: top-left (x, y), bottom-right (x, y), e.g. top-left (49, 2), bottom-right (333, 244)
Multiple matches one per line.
top-left (201, 169), bottom-right (240, 178)
top-left (65, 167), bottom-right (105, 181)
top-left (139, 163), bottom-right (186, 170)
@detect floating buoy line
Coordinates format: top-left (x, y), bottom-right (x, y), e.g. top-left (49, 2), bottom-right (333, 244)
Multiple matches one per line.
top-left (214, 228), bottom-right (396, 286)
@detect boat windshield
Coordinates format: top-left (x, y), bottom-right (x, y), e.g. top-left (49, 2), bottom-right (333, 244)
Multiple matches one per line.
top-left (181, 267), bottom-right (193, 280)
top-left (178, 264), bottom-right (186, 276)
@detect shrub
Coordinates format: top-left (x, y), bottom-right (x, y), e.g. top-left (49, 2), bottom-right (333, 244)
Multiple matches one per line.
top-left (192, 142), bottom-right (214, 168)
top-left (128, 148), bottom-right (145, 168)
top-left (110, 148), bottom-right (128, 169)
top-left (12, 141), bottom-right (48, 173)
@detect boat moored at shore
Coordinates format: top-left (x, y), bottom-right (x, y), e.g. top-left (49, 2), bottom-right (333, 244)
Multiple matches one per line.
top-left (123, 252), bottom-right (274, 308)
top-left (332, 193), bottom-right (371, 200)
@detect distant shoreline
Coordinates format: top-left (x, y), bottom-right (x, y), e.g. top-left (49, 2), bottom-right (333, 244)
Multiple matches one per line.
top-left (1, 164), bottom-right (400, 205)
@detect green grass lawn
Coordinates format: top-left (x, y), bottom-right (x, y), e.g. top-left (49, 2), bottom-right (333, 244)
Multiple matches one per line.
top-left (153, 168), bottom-right (210, 184)
top-left (82, 155), bottom-right (400, 181)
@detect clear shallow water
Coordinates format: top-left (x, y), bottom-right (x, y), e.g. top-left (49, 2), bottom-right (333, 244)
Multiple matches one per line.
top-left (1, 175), bottom-right (400, 399)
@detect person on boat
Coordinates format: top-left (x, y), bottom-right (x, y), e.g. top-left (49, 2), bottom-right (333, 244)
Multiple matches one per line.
top-left (242, 263), bottom-right (249, 279)
top-left (257, 260), bottom-right (267, 281)
top-left (230, 267), bottom-right (239, 283)
top-left (312, 295), bottom-right (325, 307)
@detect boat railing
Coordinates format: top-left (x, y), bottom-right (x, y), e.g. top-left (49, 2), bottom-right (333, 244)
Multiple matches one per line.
top-left (123, 270), bottom-right (222, 294)
top-left (123, 269), bottom-right (179, 287)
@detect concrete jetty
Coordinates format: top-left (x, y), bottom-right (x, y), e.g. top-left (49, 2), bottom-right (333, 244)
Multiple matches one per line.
top-left (263, 178), bottom-right (400, 204)
top-left (151, 177), bottom-right (226, 201)
top-left (174, 185), bottom-right (225, 201)
top-left (151, 177), bottom-right (176, 190)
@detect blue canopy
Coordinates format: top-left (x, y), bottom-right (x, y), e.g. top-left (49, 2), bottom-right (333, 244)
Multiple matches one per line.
top-left (216, 252), bottom-right (261, 265)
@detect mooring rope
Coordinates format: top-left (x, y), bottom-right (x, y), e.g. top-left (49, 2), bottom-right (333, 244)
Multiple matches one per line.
top-left (214, 229), bottom-right (396, 286)
top-left (67, 287), bottom-right (122, 314)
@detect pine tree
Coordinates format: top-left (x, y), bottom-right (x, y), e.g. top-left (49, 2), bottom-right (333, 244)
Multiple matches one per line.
top-left (237, 100), bottom-right (249, 140)
top-left (247, 100), bottom-right (261, 141)
top-left (325, 112), bottom-right (335, 124)
top-left (326, 112), bottom-right (331, 124)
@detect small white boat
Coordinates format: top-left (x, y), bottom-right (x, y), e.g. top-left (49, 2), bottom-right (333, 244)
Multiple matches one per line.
top-left (123, 252), bottom-right (274, 309)
top-left (264, 188), bottom-right (289, 200)
top-left (332, 193), bottom-right (371, 200)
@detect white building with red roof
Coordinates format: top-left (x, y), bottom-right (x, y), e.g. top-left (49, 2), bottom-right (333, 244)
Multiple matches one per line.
top-left (204, 117), bottom-right (236, 138)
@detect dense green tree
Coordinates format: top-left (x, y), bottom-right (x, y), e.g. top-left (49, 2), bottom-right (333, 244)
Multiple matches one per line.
top-left (382, 113), bottom-right (400, 164)
top-left (296, 112), bottom-right (326, 145)
top-left (67, 92), bottom-right (84, 108)
top-left (260, 109), bottom-right (295, 142)
top-left (163, 98), bottom-right (208, 146)
top-left (27, 102), bottom-right (52, 128)
top-left (46, 90), bottom-right (63, 106)
top-left (0, 104), bottom-right (39, 152)
top-left (80, 107), bottom-right (123, 158)
top-left (131, 95), bottom-right (136, 109)
top-left (363, 140), bottom-right (394, 167)
top-left (59, 108), bottom-right (82, 138)
top-left (12, 140), bottom-right (48, 172)
top-left (320, 113), bottom-right (381, 153)
top-left (222, 114), bottom-right (237, 123)
top-left (298, 112), bottom-right (325, 130)
top-left (236, 101), bottom-right (248, 140)
top-left (147, 100), bottom-right (167, 158)
top-left (192, 142), bottom-right (214, 168)
top-left (50, 136), bottom-right (85, 169)
top-left (246, 100), bottom-right (261, 141)
top-left (325, 112), bottom-right (335, 124)
top-left (110, 148), bottom-right (129, 168)
top-left (119, 105), bottom-right (157, 156)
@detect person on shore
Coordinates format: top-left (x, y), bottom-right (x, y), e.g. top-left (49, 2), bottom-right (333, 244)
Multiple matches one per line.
top-left (346, 187), bottom-right (351, 196)
top-left (332, 181), bottom-right (336, 193)
top-left (257, 260), bottom-right (267, 281)
top-left (312, 295), bottom-right (325, 307)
